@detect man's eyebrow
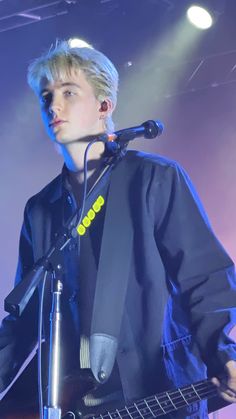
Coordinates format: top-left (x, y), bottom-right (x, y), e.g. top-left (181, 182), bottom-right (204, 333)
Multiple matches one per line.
top-left (60, 82), bottom-right (81, 89)
top-left (40, 82), bottom-right (81, 95)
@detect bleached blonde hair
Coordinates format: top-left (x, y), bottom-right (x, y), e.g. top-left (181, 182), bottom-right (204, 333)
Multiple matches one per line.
top-left (27, 40), bottom-right (119, 132)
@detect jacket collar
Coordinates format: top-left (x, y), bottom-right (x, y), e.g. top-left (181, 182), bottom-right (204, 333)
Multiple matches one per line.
top-left (48, 164), bottom-right (71, 204)
top-left (48, 150), bottom-right (123, 204)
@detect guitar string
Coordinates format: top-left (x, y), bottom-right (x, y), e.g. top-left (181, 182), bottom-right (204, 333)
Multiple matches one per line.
top-left (125, 381), bottom-right (215, 409)
top-left (90, 389), bottom-right (217, 419)
top-left (90, 390), bottom-right (216, 419)
top-left (141, 380), bottom-right (215, 407)
top-left (145, 382), bottom-right (215, 403)
top-left (90, 382), bottom-right (217, 419)
top-left (131, 389), bottom-right (217, 417)
top-left (115, 389), bottom-right (217, 418)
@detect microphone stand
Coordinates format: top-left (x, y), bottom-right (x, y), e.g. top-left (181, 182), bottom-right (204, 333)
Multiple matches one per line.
top-left (4, 151), bottom-right (120, 418)
top-left (44, 273), bottom-right (63, 419)
top-left (5, 227), bottom-right (71, 419)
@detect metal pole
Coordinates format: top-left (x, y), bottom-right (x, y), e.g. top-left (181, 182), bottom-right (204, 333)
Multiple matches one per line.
top-left (44, 274), bottom-right (63, 419)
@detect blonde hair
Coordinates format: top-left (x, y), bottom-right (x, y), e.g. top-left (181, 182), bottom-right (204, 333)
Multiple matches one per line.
top-left (27, 40), bottom-right (119, 132)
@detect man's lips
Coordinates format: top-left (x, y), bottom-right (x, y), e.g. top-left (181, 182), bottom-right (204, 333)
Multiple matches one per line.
top-left (49, 119), bottom-right (66, 128)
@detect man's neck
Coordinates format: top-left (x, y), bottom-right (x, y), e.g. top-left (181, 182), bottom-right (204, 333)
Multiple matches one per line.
top-left (60, 140), bottom-right (106, 189)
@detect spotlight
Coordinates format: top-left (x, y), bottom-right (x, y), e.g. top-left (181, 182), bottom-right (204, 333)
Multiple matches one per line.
top-left (186, 5), bottom-right (213, 29)
top-left (68, 38), bottom-right (93, 48)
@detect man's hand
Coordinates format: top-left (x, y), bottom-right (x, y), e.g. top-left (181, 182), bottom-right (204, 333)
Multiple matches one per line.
top-left (212, 360), bottom-right (236, 403)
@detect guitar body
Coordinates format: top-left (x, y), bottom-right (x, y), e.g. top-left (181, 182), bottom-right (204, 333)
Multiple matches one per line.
top-left (0, 355), bottom-right (227, 419)
top-left (0, 357), bottom-right (95, 419)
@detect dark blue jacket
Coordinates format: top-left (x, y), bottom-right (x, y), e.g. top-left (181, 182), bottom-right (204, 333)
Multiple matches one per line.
top-left (0, 151), bottom-right (236, 417)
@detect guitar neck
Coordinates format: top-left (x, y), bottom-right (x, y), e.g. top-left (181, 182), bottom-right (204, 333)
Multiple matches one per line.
top-left (89, 379), bottom-right (217, 418)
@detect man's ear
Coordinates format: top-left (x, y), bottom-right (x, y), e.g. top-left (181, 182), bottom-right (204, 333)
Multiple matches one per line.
top-left (100, 101), bottom-right (108, 112)
top-left (99, 98), bottom-right (114, 114)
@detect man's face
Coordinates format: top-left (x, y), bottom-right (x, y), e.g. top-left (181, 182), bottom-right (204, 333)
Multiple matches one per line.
top-left (39, 68), bottom-right (105, 144)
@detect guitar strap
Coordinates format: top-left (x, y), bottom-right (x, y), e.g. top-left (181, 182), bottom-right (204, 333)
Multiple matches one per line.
top-left (90, 153), bottom-right (134, 384)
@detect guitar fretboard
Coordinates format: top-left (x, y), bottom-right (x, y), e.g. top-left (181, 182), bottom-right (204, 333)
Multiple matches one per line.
top-left (90, 379), bottom-right (216, 418)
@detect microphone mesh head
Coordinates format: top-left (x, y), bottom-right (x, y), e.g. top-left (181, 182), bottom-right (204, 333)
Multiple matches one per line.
top-left (143, 120), bottom-right (164, 138)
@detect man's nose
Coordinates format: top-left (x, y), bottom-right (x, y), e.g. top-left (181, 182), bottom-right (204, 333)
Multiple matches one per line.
top-left (48, 95), bottom-right (62, 115)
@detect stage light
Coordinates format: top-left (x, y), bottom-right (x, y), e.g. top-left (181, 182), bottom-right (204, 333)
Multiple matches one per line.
top-left (68, 38), bottom-right (93, 48)
top-left (187, 5), bottom-right (213, 29)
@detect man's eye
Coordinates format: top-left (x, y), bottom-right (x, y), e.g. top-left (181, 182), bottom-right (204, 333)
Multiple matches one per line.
top-left (64, 90), bottom-right (75, 96)
top-left (40, 93), bottom-right (51, 106)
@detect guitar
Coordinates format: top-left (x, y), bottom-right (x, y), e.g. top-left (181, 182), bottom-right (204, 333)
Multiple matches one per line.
top-left (0, 372), bottom-right (218, 419)
top-left (62, 377), bottom-right (217, 418)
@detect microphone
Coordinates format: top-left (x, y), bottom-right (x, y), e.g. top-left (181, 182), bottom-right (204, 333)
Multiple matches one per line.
top-left (98, 120), bottom-right (164, 144)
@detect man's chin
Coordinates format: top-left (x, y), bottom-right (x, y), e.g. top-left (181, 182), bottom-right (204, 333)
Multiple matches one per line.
top-left (54, 134), bottom-right (102, 145)
top-left (51, 136), bottom-right (77, 145)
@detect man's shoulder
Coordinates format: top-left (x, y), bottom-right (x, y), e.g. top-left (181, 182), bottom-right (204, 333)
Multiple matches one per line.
top-left (125, 149), bottom-right (180, 172)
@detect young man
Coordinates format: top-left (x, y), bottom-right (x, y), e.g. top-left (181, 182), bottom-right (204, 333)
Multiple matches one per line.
top-left (0, 40), bottom-right (236, 418)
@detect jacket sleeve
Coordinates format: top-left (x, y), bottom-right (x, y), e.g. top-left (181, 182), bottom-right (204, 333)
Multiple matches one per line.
top-left (0, 200), bottom-right (38, 392)
top-left (154, 161), bottom-right (236, 376)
